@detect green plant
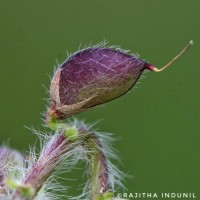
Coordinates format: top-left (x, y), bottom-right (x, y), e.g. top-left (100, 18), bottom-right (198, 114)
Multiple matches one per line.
top-left (0, 41), bottom-right (193, 200)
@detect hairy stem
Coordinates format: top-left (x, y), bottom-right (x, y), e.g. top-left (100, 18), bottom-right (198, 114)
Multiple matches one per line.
top-left (12, 132), bottom-right (79, 200)
top-left (83, 132), bottom-right (110, 199)
top-left (11, 124), bottom-right (113, 200)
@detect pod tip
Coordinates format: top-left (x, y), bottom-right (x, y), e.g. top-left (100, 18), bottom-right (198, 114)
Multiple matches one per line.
top-left (189, 40), bottom-right (194, 45)
top-left (147, 40), bottom-right (193, 73)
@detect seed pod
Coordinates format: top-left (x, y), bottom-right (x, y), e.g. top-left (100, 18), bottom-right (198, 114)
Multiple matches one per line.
top-left (47, 41), bottom-right (193, 122)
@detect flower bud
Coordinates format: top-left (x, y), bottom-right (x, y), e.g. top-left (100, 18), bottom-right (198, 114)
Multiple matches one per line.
top-left (47, 41), bottom-right (193, 121)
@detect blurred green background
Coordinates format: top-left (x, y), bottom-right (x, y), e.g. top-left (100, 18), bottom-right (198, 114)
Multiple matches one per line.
top-left (0, 0), bottom-right (199, 199)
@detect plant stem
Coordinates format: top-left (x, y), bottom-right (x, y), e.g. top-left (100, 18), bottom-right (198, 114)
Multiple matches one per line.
top-left (12, 133), bottom-right (78, 200)
top-left (11, 126), bottom-right (112, 200)
top-left (83, 132), bottom-right (110, 200)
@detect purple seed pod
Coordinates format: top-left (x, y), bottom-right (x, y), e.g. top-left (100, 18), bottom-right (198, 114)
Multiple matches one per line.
top-left (47, 41), bottom-right (193, 121)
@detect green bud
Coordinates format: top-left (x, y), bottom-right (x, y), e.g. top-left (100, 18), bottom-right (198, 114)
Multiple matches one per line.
top-left (65, 126), bottom-right (79, 141)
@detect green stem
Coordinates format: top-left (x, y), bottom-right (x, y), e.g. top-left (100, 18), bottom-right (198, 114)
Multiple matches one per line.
top-left (84, 133), bottom-right (111, 200)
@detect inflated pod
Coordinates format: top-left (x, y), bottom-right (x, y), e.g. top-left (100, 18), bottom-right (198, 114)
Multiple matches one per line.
top-left (47, 41), bottom-right (193, 122)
